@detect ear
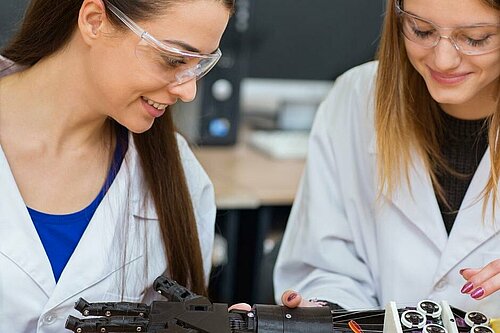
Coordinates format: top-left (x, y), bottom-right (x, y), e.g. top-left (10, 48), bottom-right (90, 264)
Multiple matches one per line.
top-left (78, 0), bottom-right (109, 45)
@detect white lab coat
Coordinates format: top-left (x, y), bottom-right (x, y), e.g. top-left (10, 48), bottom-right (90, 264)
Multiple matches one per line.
top-left (274, 61), bottom-right (499, 317)
top-left (0, 56), bottom-right (216, 333)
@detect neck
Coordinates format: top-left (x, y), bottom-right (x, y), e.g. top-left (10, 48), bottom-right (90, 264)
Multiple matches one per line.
top-left (0, 43), bottom-right (109, 153)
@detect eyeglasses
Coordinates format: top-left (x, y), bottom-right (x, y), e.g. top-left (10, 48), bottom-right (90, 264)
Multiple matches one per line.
top-left (104, 0), bottom-right (222, 85)
top-left (395, 2), bottom-right (500, 56)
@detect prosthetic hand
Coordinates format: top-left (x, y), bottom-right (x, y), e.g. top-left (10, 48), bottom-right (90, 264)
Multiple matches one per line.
top-left (65, 275), bottom-right (498, 333)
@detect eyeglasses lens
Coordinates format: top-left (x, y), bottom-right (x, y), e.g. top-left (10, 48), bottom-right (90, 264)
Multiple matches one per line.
top-left (134, 40), bottom-right (219, 85)
top-left (400, 13), bottom-right (500, 55)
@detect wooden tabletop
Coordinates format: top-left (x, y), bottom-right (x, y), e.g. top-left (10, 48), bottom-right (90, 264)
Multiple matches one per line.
top-left (193, 143), bottom-right (305, 209)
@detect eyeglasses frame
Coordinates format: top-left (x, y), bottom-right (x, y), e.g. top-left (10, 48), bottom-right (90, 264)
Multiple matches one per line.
top-left (103, 0), bottom-right (222, 82)
top-left (394, 1), bottom-right (500, 56)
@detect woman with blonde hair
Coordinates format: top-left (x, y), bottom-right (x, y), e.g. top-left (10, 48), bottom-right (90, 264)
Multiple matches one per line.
top-left (274, 0), bottom-right (499, 316)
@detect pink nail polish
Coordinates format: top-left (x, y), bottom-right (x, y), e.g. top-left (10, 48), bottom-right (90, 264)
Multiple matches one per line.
top-left (461, 282), bottom-right (474, 294)
top-left (287, 293), bottom-right (297, 302)
top-left (471, 287), bottom-right (484, 299)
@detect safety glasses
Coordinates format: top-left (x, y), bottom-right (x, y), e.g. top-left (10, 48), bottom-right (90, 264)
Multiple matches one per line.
top-left (395, 2), bottom-right (500, 56)
top-left (104, 0), bottom-right (222, 85)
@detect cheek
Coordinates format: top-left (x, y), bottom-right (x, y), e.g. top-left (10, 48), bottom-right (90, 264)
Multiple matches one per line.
top-left (404, 40), bottom-right (427, 63)
top-left (90, 50), bottom-right (155, 104)
top-left (476, 56), bottom-right (500, 81)
top-left (405, 39), bottom-right (433, 77)
top-left (404, 42), bottom-right (426, 75)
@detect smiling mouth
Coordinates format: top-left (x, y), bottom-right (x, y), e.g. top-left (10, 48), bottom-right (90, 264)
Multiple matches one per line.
top-left (428, 68), bottom-right (472, 84)
top-left (141, 96), bottom-right (168, 111)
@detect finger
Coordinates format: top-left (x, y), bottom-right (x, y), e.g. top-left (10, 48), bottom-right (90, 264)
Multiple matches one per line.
top-left (460, 268), bottom-right (481, 280)
top-left (469, 259), bottom-right (500, 300)
top-left (460, 259), bottom-right (500, 299)
top-left (468, 273), bottom-right (500, 300)
top-left (466, 259), bottom-right (500, 287)
top-left (228, 303), bottom-right (252, 311)
top-left (281, 290), bottom-right (302, 308)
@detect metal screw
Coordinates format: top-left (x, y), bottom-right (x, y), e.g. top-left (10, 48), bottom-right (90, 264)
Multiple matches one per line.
top-left (76, 329), bottom-right (82, 333)
top-left (137, 328), bottom-right (142, 332)
top-left (286, 314), bottom-right (292, 319)
top-left (139, 312), bottom-right (144, 317)
top-left (83, 310), bottom-right (90, 316)
top-left (247, 312), bottom-right (255, 318)
top-left (101, 328), bottom-right (106, 332)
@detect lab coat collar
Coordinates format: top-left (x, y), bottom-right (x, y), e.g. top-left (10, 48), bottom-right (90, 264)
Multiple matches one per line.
top-left (433, 149), bottom-right (499, 284)
top-left (45, 134), bottom-right (158, 309)
top-left (0, 55), bottom-right (25, 76)
top-left (369, 134), bottom-right (499, 284)
top-left (0, 146), bottom-right (56, 297)
top-left (44, 143), bottom-right (136, 309)
top-left (369, 135), bottom-right (448, 251)
top-left (128, 134), bottom-right (158, 221)
top-left (383, 150), bottom-right (449, 251)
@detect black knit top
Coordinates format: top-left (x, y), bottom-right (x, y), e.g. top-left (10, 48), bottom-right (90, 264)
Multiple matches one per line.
top-left (435, 110), bottom-right (489, 234)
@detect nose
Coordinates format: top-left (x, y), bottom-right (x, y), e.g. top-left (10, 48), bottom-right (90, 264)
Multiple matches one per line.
top-left (168, 79), bottom-right (197, 103)
top-left (433, 36), bottom-right (462, 71)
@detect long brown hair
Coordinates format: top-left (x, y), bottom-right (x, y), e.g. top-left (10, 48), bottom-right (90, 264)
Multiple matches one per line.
top-left (375, 0), bottom-right (500, 216)
top-left (2, 0), bottom-right (234, 295)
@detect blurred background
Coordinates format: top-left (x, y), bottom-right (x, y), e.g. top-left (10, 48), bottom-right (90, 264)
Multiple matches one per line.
top-left (0, 0), bottom-right (385, 305)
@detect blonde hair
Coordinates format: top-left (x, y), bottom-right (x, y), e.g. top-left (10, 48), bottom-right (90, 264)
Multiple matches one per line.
top-left (375, 0), bottom-right (500, 216)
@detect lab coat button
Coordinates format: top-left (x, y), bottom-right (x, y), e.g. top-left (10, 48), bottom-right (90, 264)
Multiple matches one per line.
top-left (435, 279), bottom-right (447, 290)
top-left (43, 314), bottom-right (56, 324)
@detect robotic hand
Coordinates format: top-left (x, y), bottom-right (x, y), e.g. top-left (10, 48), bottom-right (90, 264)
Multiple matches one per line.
top-left (65, 275), bottom-right (334, 333)
top-left (65, 275), bottom-right (498, 333)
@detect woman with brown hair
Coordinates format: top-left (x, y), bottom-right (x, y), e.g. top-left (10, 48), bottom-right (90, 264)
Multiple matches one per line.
top-left (273, 0), bottom-right (499, 317)
top-left (0, 0), bottom-right (233, 331)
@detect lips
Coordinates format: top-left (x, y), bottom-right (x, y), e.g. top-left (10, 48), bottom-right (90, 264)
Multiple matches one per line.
top-left (429, 67), bottom-right (471, 85)
top-left (140, 97), bottom-right (166, 118)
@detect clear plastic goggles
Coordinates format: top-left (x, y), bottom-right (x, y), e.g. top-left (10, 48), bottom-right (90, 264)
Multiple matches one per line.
top-left (395, 2), bottom-right (500, 56)
top-left (105, 1), bottom-right (222, 85)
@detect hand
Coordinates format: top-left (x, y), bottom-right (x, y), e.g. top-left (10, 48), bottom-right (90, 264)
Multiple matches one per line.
top-left (459, 259), bottom-right (500, 300)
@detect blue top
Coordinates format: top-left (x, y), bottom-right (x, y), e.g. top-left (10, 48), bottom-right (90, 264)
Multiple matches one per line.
top-left (30, 128), bottom-right (128, 282)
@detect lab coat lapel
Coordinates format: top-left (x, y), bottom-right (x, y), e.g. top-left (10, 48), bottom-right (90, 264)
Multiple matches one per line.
top-left (382, 149), bottom-right (448, 252)
top-left (0, 146), bottom-right (56, 297)
top-left (43, 144), bottom-right (144, 309)
top-left (433, 149), bottom-right (499, 284)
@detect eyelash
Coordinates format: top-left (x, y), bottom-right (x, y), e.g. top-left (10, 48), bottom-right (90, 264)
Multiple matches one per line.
top-left (412, 27), bottom-right (492, 47)
top-left (412, 28), bottom-right (434, 39)
top-left (465, 36), bottom-right (491, 47)
top-left (162, 55), bottom-right (186, 67)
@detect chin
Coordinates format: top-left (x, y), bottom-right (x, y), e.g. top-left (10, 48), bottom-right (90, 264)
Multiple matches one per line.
top-left (430, 94), bottom-right (472, 106)
top-left (121, 119), bottom-right (155, 134)
top-left (425, 83), bottom-right (472, 106)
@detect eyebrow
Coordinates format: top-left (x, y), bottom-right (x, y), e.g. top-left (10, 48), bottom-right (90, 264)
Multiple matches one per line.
top-left (164, 39), bottom-right (219, 55)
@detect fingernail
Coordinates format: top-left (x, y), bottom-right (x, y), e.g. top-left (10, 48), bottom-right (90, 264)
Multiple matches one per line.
top-left (471, 287), bottom-right (484, 299)
top-left (461, 282), bottom-right (474, 294)
top-left (459, 268), bottom-right (468, 275)
top-left (287, 293), bottom-right (298, 302)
